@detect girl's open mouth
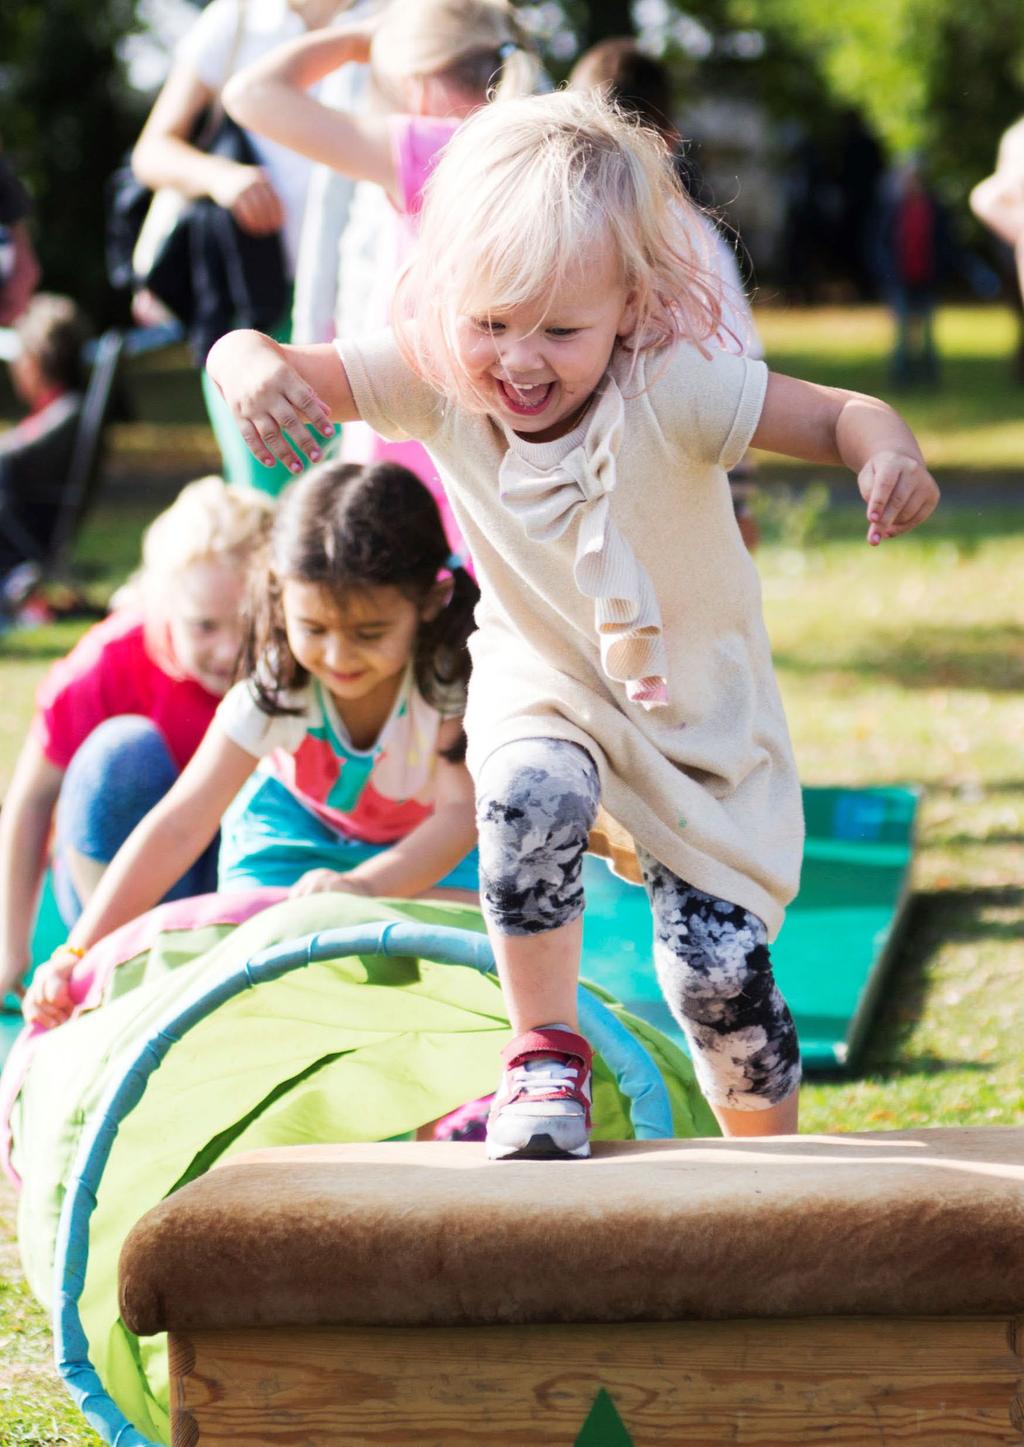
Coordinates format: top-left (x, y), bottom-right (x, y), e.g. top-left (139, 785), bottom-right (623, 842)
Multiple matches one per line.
top-left (496, 378), bottom-right (554, 416)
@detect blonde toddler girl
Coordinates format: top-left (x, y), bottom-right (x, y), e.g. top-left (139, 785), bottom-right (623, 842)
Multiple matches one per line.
top-left (206, 91), bottom-right (939, 1159)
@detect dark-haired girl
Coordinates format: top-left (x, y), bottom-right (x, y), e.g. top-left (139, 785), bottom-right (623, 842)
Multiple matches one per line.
top-left (24, 460), bottom-right (480, 1028)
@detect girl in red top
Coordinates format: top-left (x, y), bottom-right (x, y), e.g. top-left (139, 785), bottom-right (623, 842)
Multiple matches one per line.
top-left (0, 476), bottom-right (273, 1001)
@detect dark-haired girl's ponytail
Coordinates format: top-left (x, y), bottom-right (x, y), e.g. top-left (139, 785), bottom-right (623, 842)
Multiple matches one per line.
top-left (414, 557), bottom-right (480, 762)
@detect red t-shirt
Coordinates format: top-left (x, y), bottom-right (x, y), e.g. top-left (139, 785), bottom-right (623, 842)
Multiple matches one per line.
top-left (32, 610), bottom-right (220, 772)
top-left (897, 193), bottom-right (935, 286)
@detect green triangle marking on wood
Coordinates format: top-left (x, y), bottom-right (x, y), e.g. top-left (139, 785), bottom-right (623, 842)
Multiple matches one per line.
top-left (573, 1387), bottom-right (636, 1446)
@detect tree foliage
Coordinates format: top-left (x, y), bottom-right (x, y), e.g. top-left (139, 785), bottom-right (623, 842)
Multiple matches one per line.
top-left (2, 0), bottom-right (1024, 319)
top-left (0, 0), bottom-right (144, 324)
top-left (735, 0), bottom-right (1024, 198)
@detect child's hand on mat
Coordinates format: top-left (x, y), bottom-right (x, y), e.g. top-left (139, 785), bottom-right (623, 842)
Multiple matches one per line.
top-left (22, 948), bottom-right (80, 1030)
top-left (206, 331), bottom-right (332, 474)
top-left (858, 451), bottom-right (939, 545)
top-left (289, 868), bottom-right (373, 899)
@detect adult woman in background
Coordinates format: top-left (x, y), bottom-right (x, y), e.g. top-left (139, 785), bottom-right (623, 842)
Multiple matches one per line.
top-left (223, 0), bottom-right (538, 553)
top-left (131, 0), bottom-right (342, 493)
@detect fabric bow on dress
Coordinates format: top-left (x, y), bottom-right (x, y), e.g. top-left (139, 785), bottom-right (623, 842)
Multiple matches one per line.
top-left (497, 378), bottom-right (669, 710)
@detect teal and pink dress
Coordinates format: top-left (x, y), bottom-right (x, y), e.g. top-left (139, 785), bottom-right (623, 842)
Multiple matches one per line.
top-left (216, 664), bottom-right (478, 892)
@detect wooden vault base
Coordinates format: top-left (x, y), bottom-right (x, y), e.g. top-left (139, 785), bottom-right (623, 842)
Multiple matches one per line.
top-left (118, 1135), bottom-right (1024, 1447)
top-left (168, 1315), bottom-right (1024, 1446)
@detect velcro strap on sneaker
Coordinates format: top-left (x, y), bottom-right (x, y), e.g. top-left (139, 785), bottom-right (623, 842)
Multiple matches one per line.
top-left (501, 1027), bottom-right (593, 1070)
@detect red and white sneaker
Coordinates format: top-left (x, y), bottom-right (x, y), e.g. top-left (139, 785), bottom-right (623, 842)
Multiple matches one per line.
top-left (486, 1027), bottom-right (593, 1160)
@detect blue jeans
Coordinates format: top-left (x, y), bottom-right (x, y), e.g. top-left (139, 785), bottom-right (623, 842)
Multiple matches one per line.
top-left (52, 715), bottom-right (219, 927)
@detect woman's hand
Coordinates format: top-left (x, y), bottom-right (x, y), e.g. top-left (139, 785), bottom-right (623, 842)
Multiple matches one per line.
top-left (289, 869), bottom-right (373, 899)
top-left (205, 331), bottom-right (335, 472)
top-left (22, 948), bottom-right (81, 1030)
top-left (210, 162), bottom-right (285, 235)
top-left (858, 451), bottom-right (940, 545)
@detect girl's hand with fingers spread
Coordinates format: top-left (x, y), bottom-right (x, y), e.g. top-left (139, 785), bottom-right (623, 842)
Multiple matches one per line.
top-left (22, 946), bottom-right (83, 1030)
top-left (858, 451), bottom-right (940, 545)
top-left (289, 868), bottom-right (373, 899)
top-left (206, 330), bottom-right (333, 474)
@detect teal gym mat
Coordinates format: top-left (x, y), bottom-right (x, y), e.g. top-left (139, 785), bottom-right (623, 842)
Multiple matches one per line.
top-left (581, 785), bottom-right (919, 1072)
top-left (0, 870), bottom-right (64, 1064)
top-left (0, 787), bottom-right (918, 1074)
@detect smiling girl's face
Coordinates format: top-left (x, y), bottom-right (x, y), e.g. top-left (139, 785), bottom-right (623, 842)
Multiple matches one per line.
top-left (281, 579), bottom-right (426, 719)
top-left (454, 233), bottom-right (636, 443)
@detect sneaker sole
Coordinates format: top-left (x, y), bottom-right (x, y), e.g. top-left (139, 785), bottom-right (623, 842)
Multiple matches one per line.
top-left (486, 1131), bottom-right (591, 1162)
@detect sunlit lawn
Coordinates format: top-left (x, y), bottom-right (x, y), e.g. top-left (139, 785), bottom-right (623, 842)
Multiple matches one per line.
top-left (1, 306), bottom-right (1023, 1444)
top-left (756, 302), bottom-right (1024, 474)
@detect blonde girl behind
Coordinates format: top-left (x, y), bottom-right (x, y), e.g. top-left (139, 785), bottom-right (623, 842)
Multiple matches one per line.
top-left (0, 477), bottom-right (273, 1001)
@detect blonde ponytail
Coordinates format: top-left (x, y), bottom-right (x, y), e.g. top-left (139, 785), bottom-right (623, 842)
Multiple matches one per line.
top-left (371, 0), bottom-right (539, 105)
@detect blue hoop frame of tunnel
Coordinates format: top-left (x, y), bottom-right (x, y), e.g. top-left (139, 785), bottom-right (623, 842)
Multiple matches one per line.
top-left (50, 920), bottom-right (675, 1446)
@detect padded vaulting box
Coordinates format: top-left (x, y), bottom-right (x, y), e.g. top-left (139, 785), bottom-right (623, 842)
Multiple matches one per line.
top-left (119, 1132), bottom-right (1024, 1445)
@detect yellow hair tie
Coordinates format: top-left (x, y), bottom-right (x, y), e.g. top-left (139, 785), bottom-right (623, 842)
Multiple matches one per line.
top-left (53, 944), bottom-right (86, 961)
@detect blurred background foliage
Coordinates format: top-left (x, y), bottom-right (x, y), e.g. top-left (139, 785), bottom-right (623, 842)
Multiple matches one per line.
top-left (3, 0), bottom-right (1024, 320)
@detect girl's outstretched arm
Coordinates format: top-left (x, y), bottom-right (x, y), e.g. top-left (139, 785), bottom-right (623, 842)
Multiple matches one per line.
top-left (222, 25), bottom-right (399, 199)
top-left (0, 737), bottom-right (63, 999)
top-left (24, 725), bottom-right (256, 1028)
top-left (751, 373), bottom-right (940, 545)
top-left (206, 330), bottom-right (358, 473)
top-left (290, 721), bottom-right (478, 901)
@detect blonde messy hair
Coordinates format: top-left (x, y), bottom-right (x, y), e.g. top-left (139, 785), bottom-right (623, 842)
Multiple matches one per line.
top-left (127, 476), bottom-right (274, 673)
top-left (394, 88), bottom-right (725, 411)
top-left (370, 0), bottom-right (539, 108)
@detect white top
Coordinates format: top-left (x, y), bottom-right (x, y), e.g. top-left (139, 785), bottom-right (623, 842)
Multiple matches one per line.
top-left (217, 665), bottom-right (463, 842)
top-left (176, 0), bottom-right (315, 272)
top-left (337, 329), bottom-right (804, 938)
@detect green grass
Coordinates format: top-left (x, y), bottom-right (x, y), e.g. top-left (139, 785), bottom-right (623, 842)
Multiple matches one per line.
top-left (0, 305), bottom-right (1022, 1444)
top-left (756, 302), bottom-right (1024, 473)
top-left (757, 502), bottom-right (1024, 1132)
top-left (0, 1189), bottom-right (100, 1446)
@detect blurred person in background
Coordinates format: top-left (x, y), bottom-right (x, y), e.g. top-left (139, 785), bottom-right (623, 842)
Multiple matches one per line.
top-left (223, 0), bottom-right (539, 557)
top-left (875, 157), bottom-right (955, 388)
top-left (0, 156), bottom-right (40, 326)
top-left (971, 117), bottom-right (1024, 376)
top-left (0, 477), bottom-right (273, 1004)
top-left (0, 294), bottom-right (90, 609)
top-left (130, 0), bottom-right (344, 494)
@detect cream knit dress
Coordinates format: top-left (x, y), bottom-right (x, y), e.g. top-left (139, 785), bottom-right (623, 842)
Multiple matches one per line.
top-left (338, 331), bottom-right (804, 939)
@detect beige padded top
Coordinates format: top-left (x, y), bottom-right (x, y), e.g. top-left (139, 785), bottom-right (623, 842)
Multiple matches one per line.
top-left (118, 1130), bottom-right (1024, 1335)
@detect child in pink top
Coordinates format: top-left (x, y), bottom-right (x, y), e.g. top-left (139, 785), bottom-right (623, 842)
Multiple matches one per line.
top-left (0, 478), bottom-right (273, 1002)
top-left (334, 115), bottom-right (462, 555)
top-left (222, 0), bottom-right (539, 564)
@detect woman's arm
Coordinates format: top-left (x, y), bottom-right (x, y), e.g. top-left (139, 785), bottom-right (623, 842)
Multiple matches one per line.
top-left (751, 373), bottom-right (939, 544)
top-left (206, 330), bottom-right (359, 471)
top-left (132, 62), bottom-right (284, 235)
top-left (291, 721), bottom-right (478, 900)
top-left (223, 26), bottom-right (398, 198)
top-left (969, 170), bottom-right (1024, 248)
top-left (64, 724), bottom-right (257, 955)
top-left (0, 737), bottom-right (64, 997)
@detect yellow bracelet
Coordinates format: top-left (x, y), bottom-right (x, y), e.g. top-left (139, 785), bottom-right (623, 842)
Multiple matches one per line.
top-left (52, 944), bottom-right (86, 961)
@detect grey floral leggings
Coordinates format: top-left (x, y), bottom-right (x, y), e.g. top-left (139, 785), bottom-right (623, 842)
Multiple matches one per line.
top-left (476, 737), bottom-right (801, 1111)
